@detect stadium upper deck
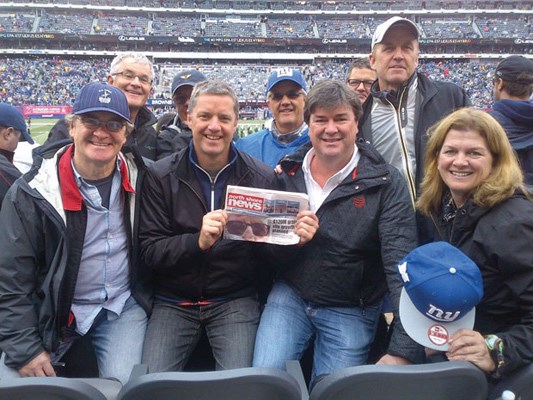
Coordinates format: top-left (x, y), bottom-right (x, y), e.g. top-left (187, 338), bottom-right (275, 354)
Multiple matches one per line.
top-left (0, 1), bottom-right (532, 57)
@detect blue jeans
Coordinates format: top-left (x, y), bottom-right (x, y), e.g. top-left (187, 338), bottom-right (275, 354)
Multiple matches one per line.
top-left (253, 281), bottom-right (381, 384)
top-left (0, 296), bottom-right (147, 384)
top-left (142, 296), bottom-right (260, 372)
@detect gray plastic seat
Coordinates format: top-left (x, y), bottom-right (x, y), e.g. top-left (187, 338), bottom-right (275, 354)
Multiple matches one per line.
top-left (0, 376), bottom-right (118, 400)
top-left (309, 361), bottom-right (488, 400)
top-left (489, 363), bottom-right (533, 400)
top-left (117, 366), bottom-right (304, 400)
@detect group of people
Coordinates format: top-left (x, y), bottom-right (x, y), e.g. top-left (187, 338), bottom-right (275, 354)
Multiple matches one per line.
top-left (0, 16), bottom-right (532, 396)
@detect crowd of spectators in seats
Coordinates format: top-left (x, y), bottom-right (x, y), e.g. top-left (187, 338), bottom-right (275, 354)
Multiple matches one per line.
top-left (0, 57), bottom-right (501, 110)
top-left (2, 0), bottom-right (533, 10)
top-left (1, 9), bottom-right (532, 40)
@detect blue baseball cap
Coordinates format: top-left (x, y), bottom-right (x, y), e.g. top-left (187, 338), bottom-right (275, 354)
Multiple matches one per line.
top-left (266, 68), bottom-right (308, 94)
top-left (398, 242), bottom-right (483, 351)
top-left (72, 82), bottom-right (131, 123)
top-left (0, 103), bottom-right (34, 144)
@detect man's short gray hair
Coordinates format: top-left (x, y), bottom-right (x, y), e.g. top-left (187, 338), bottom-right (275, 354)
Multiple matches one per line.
top-left (109, 52), bottom-right (155, 80)
top-left (189, 79), bottom-right (239, 119)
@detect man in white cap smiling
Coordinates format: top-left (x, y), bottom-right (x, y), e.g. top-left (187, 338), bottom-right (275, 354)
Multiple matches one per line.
top-left (359, 17), bottom-right (471, 211)
top-left (0, 103), bottom-right (33, 208)
top-left (0, 82), bottom-right (152, 384)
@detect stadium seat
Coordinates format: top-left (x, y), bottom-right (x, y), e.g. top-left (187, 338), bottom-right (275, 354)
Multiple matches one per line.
top-left (488, 363), bottom-right (533, 400)
top-left (308, 361), bottom-right (488, 400)
top-left (117, 365), bottom-right (305, 400)
top-left (0, 376), bottom-right (120, 400)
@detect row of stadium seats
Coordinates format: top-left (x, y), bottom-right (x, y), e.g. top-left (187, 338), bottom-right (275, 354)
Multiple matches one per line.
top-left (4, 0), bottom-right (532, 11)
top-left (2, 361), bottom-right (532, 400)
top-left (2, 11), bottom-right (532, 40)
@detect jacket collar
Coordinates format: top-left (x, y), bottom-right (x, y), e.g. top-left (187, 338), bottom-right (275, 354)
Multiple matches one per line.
top-left (59, 144), bottom-right (135, 211)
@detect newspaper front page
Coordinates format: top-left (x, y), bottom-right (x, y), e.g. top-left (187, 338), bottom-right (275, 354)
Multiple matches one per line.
top-left (223, 185), bottom-right (310, 245)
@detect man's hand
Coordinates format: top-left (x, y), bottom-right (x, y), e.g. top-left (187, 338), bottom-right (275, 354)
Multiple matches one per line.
top-left (294, 210), bottom-right (319, 245)
top-left (198, 209), bottom-right (228, 251)
top-left (18, 351), bottom-right (56, 377)
top-left (376, 354), bottom-right (411, 365)
top-left (446, 328), bottom-right (496, 373)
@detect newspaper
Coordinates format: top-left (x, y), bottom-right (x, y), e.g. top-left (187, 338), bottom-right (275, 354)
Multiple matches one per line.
top-left (223, 185), bottom-right (310, 245)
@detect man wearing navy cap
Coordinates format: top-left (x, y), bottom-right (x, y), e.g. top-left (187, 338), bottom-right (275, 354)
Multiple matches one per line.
top-left (490, 55), bottom-right (533, 187)
top-left (0, 82), bottom-right (152, 384)
top-left (0, 103), bottom-right (33, 208)
top-left (156, 69), bottom-right (207, 159)
top-left (236, 68), bottom-right (310, 168)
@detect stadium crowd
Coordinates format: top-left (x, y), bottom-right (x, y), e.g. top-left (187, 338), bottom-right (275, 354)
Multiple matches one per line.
top-left (0, 6), bottom-right (532, 400)
top-left (0, 57), bottom-right (497, 109)
top-left (1, 10), bottom-right (532, 40)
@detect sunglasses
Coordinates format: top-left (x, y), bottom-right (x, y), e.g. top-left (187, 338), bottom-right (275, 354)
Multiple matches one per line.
top-left (78, 116), bottom-right (126, 133)
top-left (226, 220), bottom-right (270, 237)
top-left (347, 79), bottom-right (374, 89)
top-left (269, 90), bottom-right (304, 101)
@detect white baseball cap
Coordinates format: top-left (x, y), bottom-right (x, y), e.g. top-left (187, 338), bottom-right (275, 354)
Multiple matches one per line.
top-left (371, 17), bottom-right (420, 49)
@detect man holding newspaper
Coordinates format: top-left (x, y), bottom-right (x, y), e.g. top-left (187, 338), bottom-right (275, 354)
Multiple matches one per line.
top-left (253, 80), bottom-right (423, 384)
top-left (138, 79), bottom-right (318, 372)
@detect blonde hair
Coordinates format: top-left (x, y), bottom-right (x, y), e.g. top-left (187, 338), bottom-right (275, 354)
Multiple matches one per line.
top-left (417, 108), bottom-right (526, 215)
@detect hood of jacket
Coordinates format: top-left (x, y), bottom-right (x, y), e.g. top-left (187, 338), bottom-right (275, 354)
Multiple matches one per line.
top-left (491, 100), bottom-right (533, 150)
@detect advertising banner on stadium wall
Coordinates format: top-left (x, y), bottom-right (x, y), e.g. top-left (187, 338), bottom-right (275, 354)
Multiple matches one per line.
top-left (23, 106), bottom-right (72, 118)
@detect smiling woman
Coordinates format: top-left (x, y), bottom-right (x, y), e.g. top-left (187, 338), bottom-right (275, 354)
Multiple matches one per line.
top-left (416, 108), bottom-right (533, 382)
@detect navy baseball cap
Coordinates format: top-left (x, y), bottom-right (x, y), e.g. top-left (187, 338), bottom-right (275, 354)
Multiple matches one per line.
top-left (0, 103), bottom-right (34, 144)
top-left (72, 82), bottom-right (130, 123)
top-left (398, 242), bottom-right (483, 351)
top-left (266, 68), bottom-right (308, 94)
top-left (171, 70), bottom-right (207, 96)
top-left (495, 56), bottom-right (533, 84)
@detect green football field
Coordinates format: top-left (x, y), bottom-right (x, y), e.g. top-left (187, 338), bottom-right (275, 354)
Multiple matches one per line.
top-left (29, 118), bottom-right (265, 145)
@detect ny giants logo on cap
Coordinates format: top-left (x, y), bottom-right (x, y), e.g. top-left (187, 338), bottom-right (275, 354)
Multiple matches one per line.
top-left (397, 242), bottom-right (483, 351)
top-left (426, 303), bottom-right (461, 322)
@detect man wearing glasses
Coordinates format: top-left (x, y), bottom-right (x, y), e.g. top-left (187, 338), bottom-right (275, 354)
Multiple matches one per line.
top-left (346, 58), bottom-right (377, 105)
top-left (45, 53), bottom-right (158, 161)
top-left (236, 68), bottom-right (310, 168)
top-left (156, 69), bottom-right (207, 160)
top-left (138, 80), bottom-right (317, 372)
top-left (107, 52), bottom-right (158, 161)
top-left (0, 82), bottom-right (152, 383)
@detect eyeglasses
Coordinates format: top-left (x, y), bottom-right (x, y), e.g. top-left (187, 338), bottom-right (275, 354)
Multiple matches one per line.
top-left (111, 71), bottom-right (153, 86)
top-left (226, 220), bottom-right (270, 237)
top-left (269, 90), bottom-right (304, 101)
top-left (347, 79), bottom-right (374, 89)
top-left (78, 116), bottom-right (126, 133)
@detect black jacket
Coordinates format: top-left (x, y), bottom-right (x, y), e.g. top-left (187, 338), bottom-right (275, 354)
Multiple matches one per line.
top-left (278, 139), bottom-right (423, 363)
top-left (139, 144), bottom-right (277, 301)
top-left (155, 115), bottom-right (193, 160)
top-left (0, 150), bottom-right (21, 209)
top-left (359, 72), bottom-right (471, 195)
top-left (0, 143), bottom-right (152, 369)
top-left (430, 193), bottom-right (533, 377)
top-left (489, 99), bottom-right (533, 187)
top-left (122, 106), bottom-right (158, 161)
